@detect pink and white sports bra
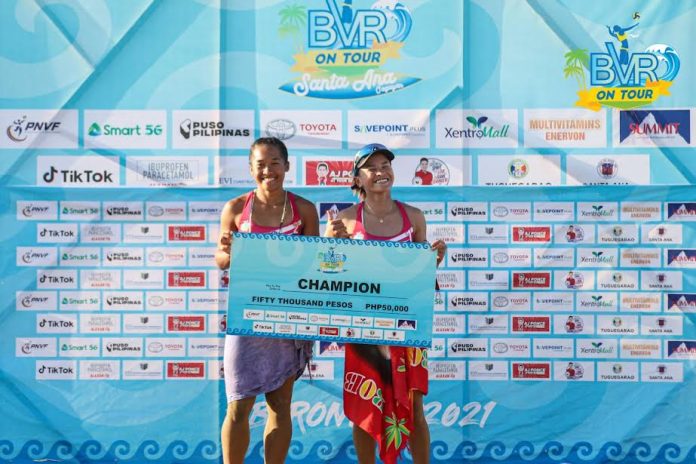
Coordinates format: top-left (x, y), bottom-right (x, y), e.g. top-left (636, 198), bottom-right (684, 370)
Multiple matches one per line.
top-left (238, 191), bottom-right (303, 234)
top-left (351, 201), bottom-right (413, 242)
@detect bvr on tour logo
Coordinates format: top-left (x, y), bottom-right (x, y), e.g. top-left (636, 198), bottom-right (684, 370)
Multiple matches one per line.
top-left (564, 12), bottom-right (680, 110)
top-left (278, 1), bottom-right (418, 98)
top-left (317, 246), bottom-right (347, 273)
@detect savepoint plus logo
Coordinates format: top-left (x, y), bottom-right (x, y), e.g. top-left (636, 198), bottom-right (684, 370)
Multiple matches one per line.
top-left (37, 156), bottom-right (120, 187)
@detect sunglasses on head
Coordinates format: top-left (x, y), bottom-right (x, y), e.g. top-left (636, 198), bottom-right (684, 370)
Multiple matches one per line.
top-left (356, 143), bottom-right (389, 158)
top-left (353, 143), bottom-right (390, 176)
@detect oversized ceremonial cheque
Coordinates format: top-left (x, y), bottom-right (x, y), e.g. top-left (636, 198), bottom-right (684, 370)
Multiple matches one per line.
top-left (226, 233), bottom-right (436, 347)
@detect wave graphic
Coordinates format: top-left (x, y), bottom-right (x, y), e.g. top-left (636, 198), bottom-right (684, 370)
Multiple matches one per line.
top-left (645, 43), bottom-right (680, 82)
top-left (3, 440), bottom-right (696, 463)
top-left (428, 440), bottom-right (696, 463)
top-left (371, 1), bottom-right (413, 43)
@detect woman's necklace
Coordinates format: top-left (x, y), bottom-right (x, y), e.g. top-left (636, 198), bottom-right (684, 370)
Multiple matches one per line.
top-left (364, 200), bottom-right (394, 224)
top-left (250, 190), bottom-right (288, 230)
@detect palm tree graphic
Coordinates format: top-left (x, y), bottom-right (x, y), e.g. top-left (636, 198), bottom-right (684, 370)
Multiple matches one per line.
top-left (278, 4), bottom-right (307, 53)
top-left (563, 48), bottom-right (590, 90)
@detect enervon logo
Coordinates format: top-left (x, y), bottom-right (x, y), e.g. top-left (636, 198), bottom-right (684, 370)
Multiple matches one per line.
top-left (6, 115), bottom-right (61, 142)
top-left (564, 14), bottom-right (680, 110)
top-left (278, 1), bottom-right (418, 98)
top-left (619, 109), bottom-right (691, 144)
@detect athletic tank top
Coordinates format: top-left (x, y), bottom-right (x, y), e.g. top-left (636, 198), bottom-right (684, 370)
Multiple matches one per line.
top-left (238, 191), bottom-right (303, 234)
top-left (351, 201), bottom-right (413, 242)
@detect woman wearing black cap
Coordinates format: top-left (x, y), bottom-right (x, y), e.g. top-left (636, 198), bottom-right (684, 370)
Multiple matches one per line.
top-left (325, 143), bottom-right (446, 464)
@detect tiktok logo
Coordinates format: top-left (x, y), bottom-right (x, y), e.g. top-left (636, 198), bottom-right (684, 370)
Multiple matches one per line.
top-left (40, 165), bottom-right (115, 184)
top-left (43, 166), bottom-right (57, 183)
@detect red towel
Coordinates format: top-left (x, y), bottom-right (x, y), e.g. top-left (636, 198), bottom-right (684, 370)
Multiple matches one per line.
top-left (343, 344), bottom-right (428, 464)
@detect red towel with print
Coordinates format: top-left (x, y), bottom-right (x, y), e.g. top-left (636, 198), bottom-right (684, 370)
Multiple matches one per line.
top-left (343, 344), bottom-right (428, 464)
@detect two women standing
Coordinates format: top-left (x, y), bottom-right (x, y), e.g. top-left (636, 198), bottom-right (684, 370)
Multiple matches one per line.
top-left (216, 138), bottom-right (445, 464)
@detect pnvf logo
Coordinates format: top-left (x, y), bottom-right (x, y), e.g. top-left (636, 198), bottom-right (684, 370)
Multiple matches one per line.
top-left (6, 115), bottom-right (61, 142)
top-left (278, 1), bottom-right (418, 98)
top-left (564, 13), bottom-right (680, 110)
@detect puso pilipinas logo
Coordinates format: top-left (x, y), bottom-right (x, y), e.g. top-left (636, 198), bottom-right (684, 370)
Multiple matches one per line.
top-left (564, 12), bottom-right (680, 110)
top-left (278, 1), bottom-right (418, 99)
top-left (317, 246), bottom-right (347, 273)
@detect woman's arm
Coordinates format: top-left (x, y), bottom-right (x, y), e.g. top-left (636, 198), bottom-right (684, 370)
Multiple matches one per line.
top-left (409, 205), bottom-right (446, 267)
top-left (296, 195), bottom-right (320, 237)
top-left (215, 198), bottom-right (241, 270)
top-left (324, 205), bottom-right (355, 238)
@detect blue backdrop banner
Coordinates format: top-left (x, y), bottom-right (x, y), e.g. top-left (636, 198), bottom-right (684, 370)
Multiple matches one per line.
top-left (2, 186), bottom-right (696, 463)
top-left (2, 0), bottom-right (696, 463)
